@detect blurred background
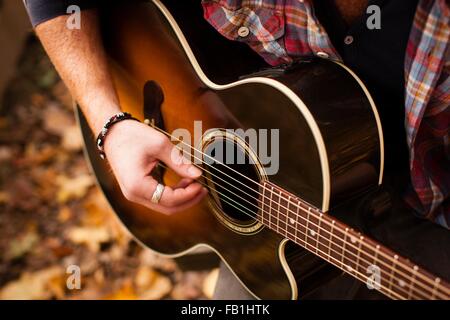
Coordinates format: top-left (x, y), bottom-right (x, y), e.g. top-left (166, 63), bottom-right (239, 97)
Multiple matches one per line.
top-left (0, 1), bottom-right (218, 300)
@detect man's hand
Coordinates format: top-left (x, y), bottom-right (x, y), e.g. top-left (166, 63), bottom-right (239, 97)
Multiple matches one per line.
top-left (35, 11), bottom-right (207, 214)
top-left (104, 120), bottom-right (207, 215)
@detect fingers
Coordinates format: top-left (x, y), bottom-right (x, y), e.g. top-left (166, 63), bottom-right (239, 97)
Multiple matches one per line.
top-left (154, 186), bottom-right (208, 215)
top-left (158, 142), bottom-right (202, 180)
top-left (126, 174), bottom-right (207, 214)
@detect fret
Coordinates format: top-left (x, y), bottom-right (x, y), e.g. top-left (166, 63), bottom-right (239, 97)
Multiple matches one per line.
top-left (304, 208), bottom-right (314, 252)
top-left (295, 201), bottom-right (309, 245)
top-left (268, 186), bottom-right (276, 230)
top-left (355, 235), bottom-right (364, 275)
top-left (315, 213), bottom-right (323, 255)
top-left (373, 244), bottom-right (380, 269)
top-left (342, 228), bottom-right (349, 268)
top-left (278, 192), bottom-right (289, 238)
top-left (274, 188), bottom-right (281, 233)
top-left (328, 220), bottom-right (336, 257)
top-left (317, 213), bottom-right (331, 257)
top-left (329, 225), bottom-right (345, 269)
top-left (431, 278), bottom-right (441, 300)
top-left (343, 230), bottom-right (360, 276)
top-left (388, 255), bottom-right (399, 292)
top-left (407, 265), bottom-right (419, 299)
top-left (375, 248), bottom-right (394, 296)
top-left (365, 244), bottom-right (382, 291)
top-left (306, 208), bottom-right (320, 253)
top-left (260, 184), bottom-right (270, 226)
top-left (286, 196), bottom-right (298, 242)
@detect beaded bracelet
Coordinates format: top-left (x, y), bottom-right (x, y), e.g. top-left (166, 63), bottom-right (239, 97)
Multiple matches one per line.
top-left (96, 112), bottom-right (139, 160)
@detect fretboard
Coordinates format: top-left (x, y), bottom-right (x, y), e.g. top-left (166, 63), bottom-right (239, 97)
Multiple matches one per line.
top-left (259, 181), bottom-right (450, 300)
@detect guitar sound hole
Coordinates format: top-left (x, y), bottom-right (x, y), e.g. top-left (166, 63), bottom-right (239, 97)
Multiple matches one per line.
top-left (203, 139), bottom-right (261, 224)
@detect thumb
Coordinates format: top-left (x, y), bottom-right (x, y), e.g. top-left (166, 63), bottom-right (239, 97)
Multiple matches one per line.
top-left (159, 142), bottom-right (202, 179)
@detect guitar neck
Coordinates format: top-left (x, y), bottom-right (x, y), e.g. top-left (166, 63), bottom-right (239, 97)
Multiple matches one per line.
top-left (259, 181), bottom-right (450, 300)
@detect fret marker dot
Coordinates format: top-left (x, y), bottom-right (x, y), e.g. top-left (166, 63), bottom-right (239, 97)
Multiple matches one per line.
top-left (350, 236), bottom-right (357, 244)
top-left (413, 266), bottom-right (419, 271)
top-left (398, 279), bottom-right (406, 287)
top-left (309, 230), bottom-right (316, 237)
top-left (394, 255), bottom-right (398, 260)
top-left (435, 278), bottom-right (441, 283)
top-left (289, 218), bottom-right (295, 225)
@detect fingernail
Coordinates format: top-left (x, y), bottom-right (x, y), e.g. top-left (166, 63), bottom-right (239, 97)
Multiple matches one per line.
top-left (188, 166), bottom-right (202, 177)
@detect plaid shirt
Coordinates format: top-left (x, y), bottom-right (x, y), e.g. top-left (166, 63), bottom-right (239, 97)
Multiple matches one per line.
top-left (202, 0), bottom-right (450, 228)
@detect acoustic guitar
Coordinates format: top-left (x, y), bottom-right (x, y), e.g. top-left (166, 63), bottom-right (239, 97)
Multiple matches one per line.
top-left (75, 0), bottom-right (450, 299)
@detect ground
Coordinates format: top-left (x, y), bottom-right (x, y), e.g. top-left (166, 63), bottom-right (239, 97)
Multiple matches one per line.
top-left (0, 36), bottom-right (218, 300)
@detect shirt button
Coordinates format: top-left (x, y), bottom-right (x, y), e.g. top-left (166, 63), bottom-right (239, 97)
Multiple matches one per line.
top-left (344, 35), bottom-right (354, 45)
top-left (238, 26), bottom-right (250, 38)
top-left (316, 51), bottom-right (329, 59)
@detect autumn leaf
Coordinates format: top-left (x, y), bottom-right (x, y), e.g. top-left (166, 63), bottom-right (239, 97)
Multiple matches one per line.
top-left (0, 266), bottom-right (64, 300)
top-left (66, 226), bottom-right (110, 252)
top-left (62, 125), bottom-right (83, 152)
top-left (6, 227), bottom-right (39, 260)
top-left (134, 266), bottom-right (172, 300)
top-left (56, 174), bottom-right (94, 203)
top-left (103, 280), bottom-right (138, 300)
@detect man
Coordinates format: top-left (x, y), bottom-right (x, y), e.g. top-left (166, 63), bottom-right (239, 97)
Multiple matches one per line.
top-left (23, 0), bottom-right (449, 299)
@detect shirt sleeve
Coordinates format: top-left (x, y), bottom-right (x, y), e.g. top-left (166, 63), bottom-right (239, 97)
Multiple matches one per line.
top-left (22, 0), bottom-right (99, 27)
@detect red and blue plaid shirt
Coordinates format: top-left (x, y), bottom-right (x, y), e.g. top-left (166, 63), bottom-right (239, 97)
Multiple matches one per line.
top-left (202, 0), bottom-right (450, 228)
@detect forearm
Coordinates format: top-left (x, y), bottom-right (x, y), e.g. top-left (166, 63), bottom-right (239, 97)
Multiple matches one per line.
top-left (35, 10), bottom-right (120, 133)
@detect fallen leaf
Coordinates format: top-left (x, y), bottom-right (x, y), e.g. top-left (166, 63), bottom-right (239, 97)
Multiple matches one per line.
top-left (104, 280), bottom-right (137, 300)
top-left (139, 249), bottom-right (177, 273)
top-left (19, 143), bottom-right (57, 166)
top-left (6, 228), bottom-right (39, 260)
top-left (171, 272), bottom-right (206, 300)
top-left (42, 102), bottom-right (74, 136)
top-left (134, 266), bottom-right (172, 300)
top-left (56, 174), bottom-right (94, 203)
top-left (0, 146), bottom-right (13, 162)
top-left (62, 125), bottom-right (83, 152)
top-left (45, 237), bottom-right (74, 259)
top-left (0, 266), bottom-right (64, 300)
top-left (66, 226), bottom-right (110, 252)
top-left (0, 192), bottom-right (10, 204)
top-left (57, 206), bottom-right (73, 223)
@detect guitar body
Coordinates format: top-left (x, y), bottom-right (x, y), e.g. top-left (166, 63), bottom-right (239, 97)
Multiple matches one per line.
top-left (77, 0), bottom-right (383, 299)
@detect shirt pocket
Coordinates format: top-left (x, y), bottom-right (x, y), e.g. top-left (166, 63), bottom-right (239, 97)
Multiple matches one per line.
top-left (202, 0), bottom-right (286, 45)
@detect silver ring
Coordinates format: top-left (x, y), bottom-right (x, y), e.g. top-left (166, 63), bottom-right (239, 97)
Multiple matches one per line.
top-left (151, 183), bottom-right (165, 204)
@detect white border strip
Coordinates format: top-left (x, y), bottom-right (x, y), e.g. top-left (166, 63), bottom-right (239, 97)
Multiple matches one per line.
top-left (333, 62), bottom-right (385, 185)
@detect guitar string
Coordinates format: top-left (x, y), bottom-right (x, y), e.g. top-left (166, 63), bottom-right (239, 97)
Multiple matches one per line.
top-left (151, 125), bottom-right (447, 295)
top-left (158, 161), bottom-right (446, 300)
